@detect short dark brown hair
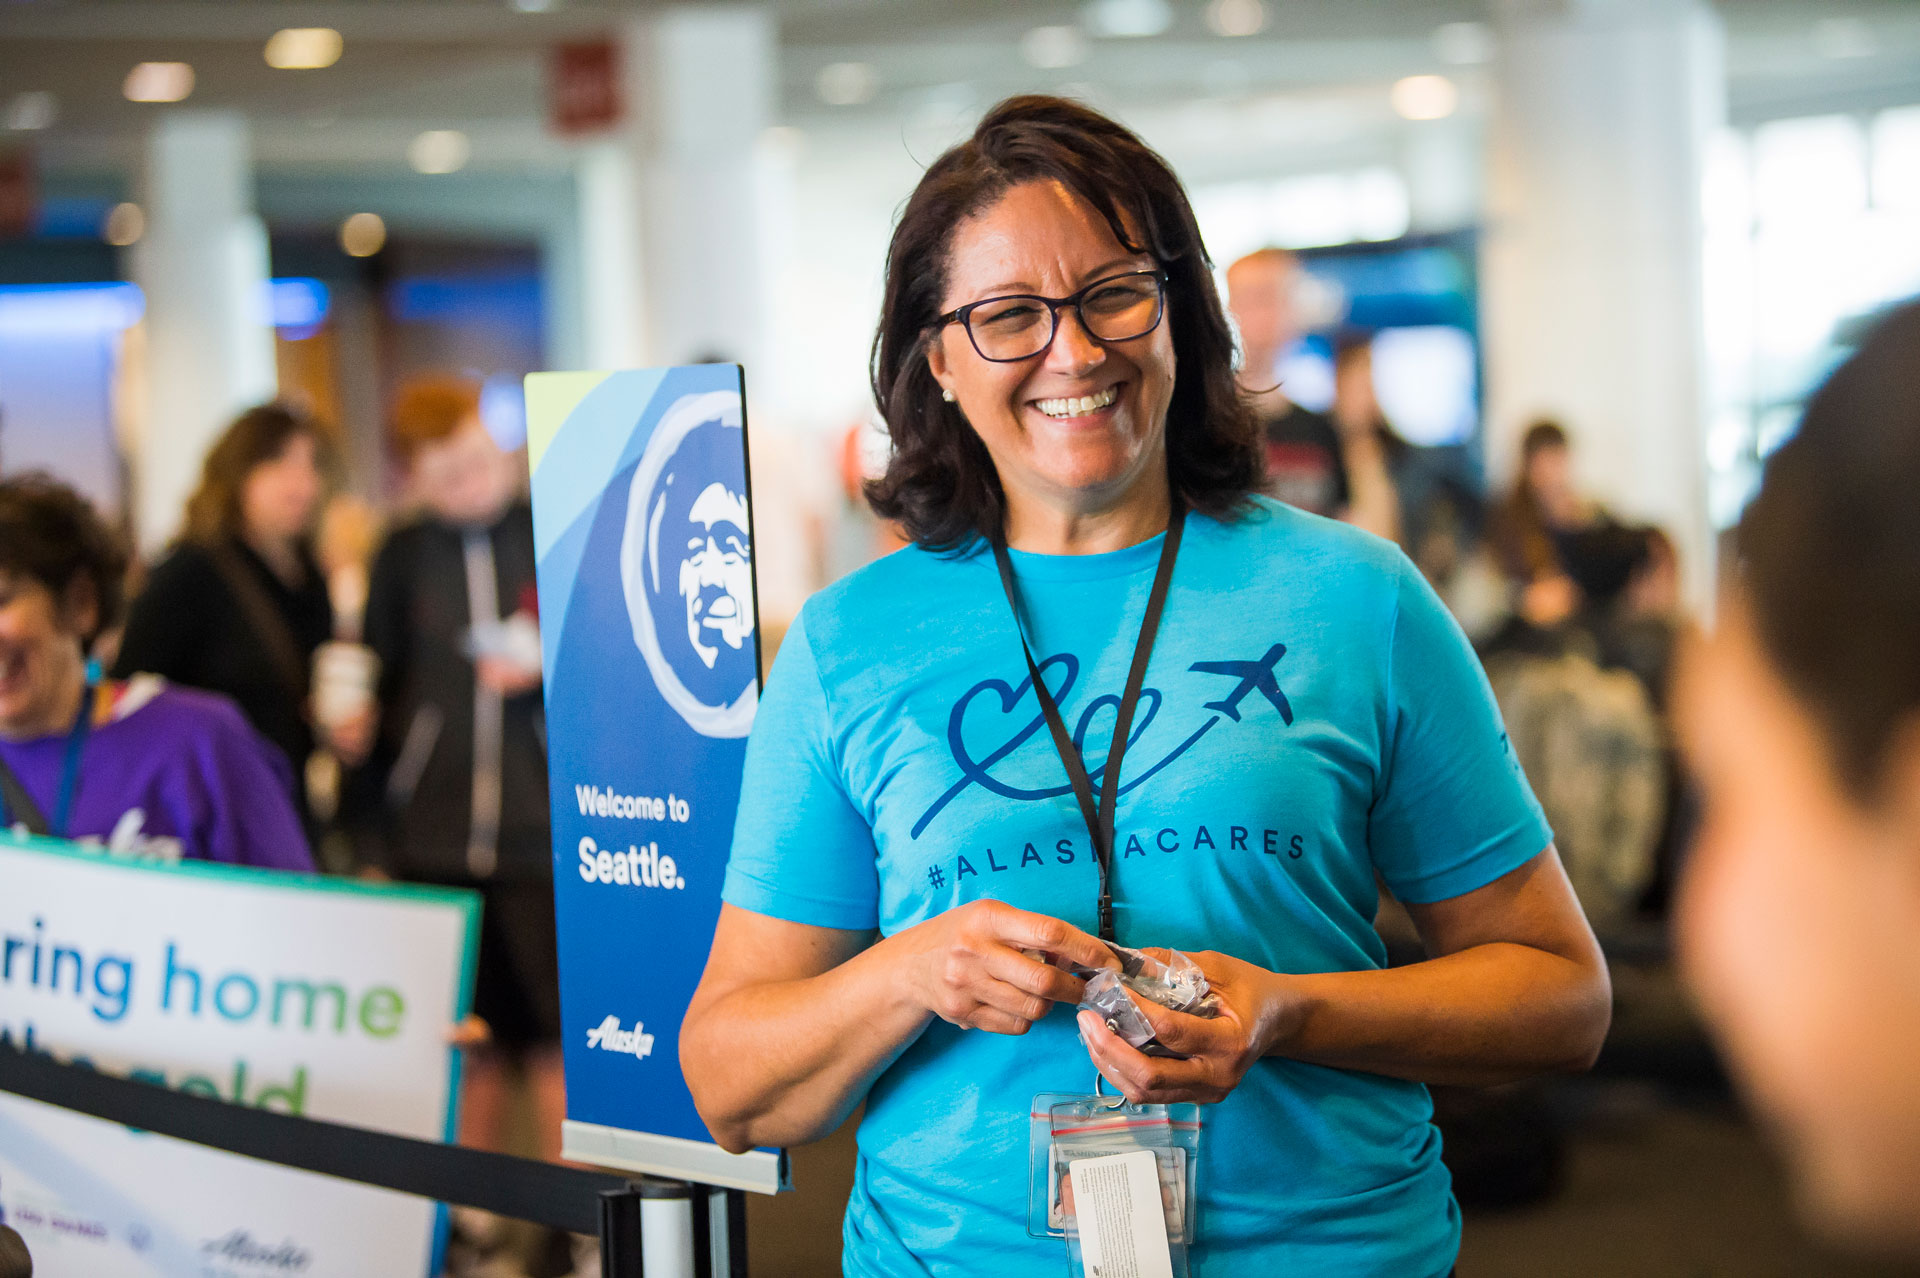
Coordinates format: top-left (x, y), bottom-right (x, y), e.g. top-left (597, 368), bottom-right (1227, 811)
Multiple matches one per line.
top-left (182, 402), bottom-right (332, 545)
top-left (0, 472), bottom-right (128, 647)
top-left (390, 375), bottom-right (483, 462)
top-left (866, 95), bottom-right (1263, 550)
top-left (1740, 300), bottom-right (1920, 798)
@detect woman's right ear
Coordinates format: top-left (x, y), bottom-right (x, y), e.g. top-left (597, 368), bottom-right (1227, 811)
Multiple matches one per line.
top-left (924, 337), bottom-right (954, 400)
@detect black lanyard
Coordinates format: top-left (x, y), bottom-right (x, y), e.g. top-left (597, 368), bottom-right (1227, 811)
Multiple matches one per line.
top-left (989, 505), bottom-right (1186, 942)
top-left (0, 685), bottom-right (93, 839)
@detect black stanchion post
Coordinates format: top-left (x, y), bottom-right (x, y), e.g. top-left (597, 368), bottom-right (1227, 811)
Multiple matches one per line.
top-left (689, 1184), bottom-right (714, 1278)
top-left (725, 1189), bottom-right (749, 1278)
top-left (601, 1184), bottom-right (647, 1278)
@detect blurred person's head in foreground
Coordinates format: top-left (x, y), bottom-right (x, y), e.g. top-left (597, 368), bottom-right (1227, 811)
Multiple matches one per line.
top-left (0, 474), bottom-right (126, 739)
top-left (867, 94), bottom-right (1260, 549)
top-left (390, 375), bottom-right (522, 527)
top-left (1225, 247), bottom-right (1304, 385)
top-left (1677, 300), bottom-right (1920, 1253)
top-left (182, 402), bottom-right (332, 551)
top-left (0, 1221), bottom-right (30, 1278)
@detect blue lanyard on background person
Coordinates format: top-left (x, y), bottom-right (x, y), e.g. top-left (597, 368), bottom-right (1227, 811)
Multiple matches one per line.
top-left (989, 503), bottom-right (1186, 943)
top-left (0, 683), bottom-right (94, 839)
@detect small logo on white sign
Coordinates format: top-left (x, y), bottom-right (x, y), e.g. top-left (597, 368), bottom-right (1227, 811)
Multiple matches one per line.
top-left (586, 1016), bottom-right (655, 1061)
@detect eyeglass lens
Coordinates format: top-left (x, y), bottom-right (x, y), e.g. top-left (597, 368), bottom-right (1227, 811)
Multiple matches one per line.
top-left (966, 274), bottom-right (1164, 362)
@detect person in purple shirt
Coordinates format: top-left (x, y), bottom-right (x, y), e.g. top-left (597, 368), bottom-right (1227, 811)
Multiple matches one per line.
top-left (0, 474), bottom-right (310, 870)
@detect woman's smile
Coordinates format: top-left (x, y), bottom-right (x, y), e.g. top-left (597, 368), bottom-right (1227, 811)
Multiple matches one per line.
top-left (1030, 382), bottom-right (1122, 422)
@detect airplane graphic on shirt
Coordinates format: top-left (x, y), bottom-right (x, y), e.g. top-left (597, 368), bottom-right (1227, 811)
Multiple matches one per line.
top-left (1190, 644), bottom-right (1293, 725)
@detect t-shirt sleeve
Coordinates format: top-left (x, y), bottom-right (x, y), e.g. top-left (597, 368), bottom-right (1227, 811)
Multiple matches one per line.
top-left (1369, 557), bottom-right (1551, 904)
top-left (722, 613), bottom-right (880, 931)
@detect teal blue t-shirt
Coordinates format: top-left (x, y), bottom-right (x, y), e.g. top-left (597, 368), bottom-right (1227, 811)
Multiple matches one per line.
top-left (723, 497), bottom-right (1550, 1277)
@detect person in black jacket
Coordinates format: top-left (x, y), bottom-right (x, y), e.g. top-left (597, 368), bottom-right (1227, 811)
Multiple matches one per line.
top-left (113, 403), bottom-right (334, 815)
top-left (343, 375), bottom-right (562, 1176)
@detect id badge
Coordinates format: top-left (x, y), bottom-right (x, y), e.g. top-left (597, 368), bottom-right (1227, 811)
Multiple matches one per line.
top-left (1028, 1087), bottom-right (1201, 1277)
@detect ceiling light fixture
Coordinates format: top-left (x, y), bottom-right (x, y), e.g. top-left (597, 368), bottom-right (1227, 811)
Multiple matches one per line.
top-left (265, 28), bottom-right (344, 70)
top-left (4, 91), bottom-right (57, 131)
top-left (1391, 74), bottom-right (1458, 121)
top-left (408, 130), bottom-right (471, 175)
top-left (510, 0), bottom-right (556, 11)
top-left (815, 61), bottom-right (879, 107)
top-left (123, 63), bottom-right (195, 104)
top-left (103, 202), bottom-right (145, 247)
top-left (1021, 26), bottom-right (1089, 69)
top-left (1083, 0), bottom-right (1172, 39)
top-left (1205, 0), bottom-right (1265, 38)
top-left (340, 212), bottom-right (387, 258)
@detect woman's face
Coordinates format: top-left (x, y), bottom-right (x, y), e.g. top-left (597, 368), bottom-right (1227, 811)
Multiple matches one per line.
top-left (1676, 595), bottom-right (1920, 1247)
top-left (926, 180), bottom-right (1177, 520)
top-left (240, 432), bottom-right (324, 545)
top-left (1525, 443), bottom-right (1573, 512)
top-left (0, 573), bottom-right (88, 739)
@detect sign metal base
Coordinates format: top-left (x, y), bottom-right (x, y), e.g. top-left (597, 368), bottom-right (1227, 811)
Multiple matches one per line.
top-left (566, 1119), bottom-right (787, 1195)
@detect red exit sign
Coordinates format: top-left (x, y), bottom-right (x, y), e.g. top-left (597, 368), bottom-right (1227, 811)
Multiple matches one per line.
top-left (549, 40), bottom-right (623, 136)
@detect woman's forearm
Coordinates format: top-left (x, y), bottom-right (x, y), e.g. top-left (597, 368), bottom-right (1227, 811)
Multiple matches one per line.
top-left (682, 934), bottom-right (932, 1153)
top-left (1264, 942), bottom-right (1612, 1087)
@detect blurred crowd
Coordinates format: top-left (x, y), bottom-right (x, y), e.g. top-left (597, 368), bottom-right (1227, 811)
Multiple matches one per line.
top-left (1225, 247), bottom-right (1691, 940)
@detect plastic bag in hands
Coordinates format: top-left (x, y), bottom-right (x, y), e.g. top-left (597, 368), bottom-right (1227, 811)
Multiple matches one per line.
top-left (1077, 944), bottom-right (1221, 1059)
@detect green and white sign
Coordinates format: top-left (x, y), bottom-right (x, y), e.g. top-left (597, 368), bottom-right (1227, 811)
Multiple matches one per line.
top-left (0, 833), bottom-right (478, 1277)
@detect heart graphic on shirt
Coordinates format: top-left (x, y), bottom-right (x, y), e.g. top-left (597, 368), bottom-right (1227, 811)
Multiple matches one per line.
top-left (911, 652), bottom-right (1166, 838)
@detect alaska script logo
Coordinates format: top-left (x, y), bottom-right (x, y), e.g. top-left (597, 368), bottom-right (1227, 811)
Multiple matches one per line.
top-left (200, 1231), bottom-right (312, 1272)
top-left (910, 643), bottom-right (1292, 839)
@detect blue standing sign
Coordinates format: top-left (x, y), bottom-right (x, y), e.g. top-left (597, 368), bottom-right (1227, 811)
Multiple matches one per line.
top-left (526, 364), bottom-right (784, 1192)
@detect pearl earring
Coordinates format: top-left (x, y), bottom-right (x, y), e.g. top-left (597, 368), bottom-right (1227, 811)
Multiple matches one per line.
top-left (941, 388), bottom-right (956, 403)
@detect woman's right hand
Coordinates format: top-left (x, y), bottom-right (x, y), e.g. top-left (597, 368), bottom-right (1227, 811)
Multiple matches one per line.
top-left (896, 901), bottom-right (1117, 1036)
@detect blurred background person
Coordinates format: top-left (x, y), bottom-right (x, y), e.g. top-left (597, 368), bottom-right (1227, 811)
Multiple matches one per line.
top-left (0, 474), bottom-right (310, 869)
top-left (1678, 300), bottom-right (1920, 1259)
top-left (113, 403), bottom-right (334, 825)
top-left (1330, 331), bottom-right (1484, 592)
top-left (1485, 419), bottom-right (1601, 636)
top-left (1478, 429), bottom-right (1682, 931)
top-left (341, 377), bottom-right (561, 1242)
top-left (1227, 247), bottom-right (1394, 537)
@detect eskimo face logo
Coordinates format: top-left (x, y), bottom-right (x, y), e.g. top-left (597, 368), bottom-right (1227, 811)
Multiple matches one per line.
top-left (679, 482), bottom-right (753, 668)
top-left (620, 390), bottom-right (758, 738)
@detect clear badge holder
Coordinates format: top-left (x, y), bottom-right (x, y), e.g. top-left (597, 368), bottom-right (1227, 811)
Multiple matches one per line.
top-left (1028, 944), bottom-right (1213, 1274)
top-left (1029, 1079), bottom-right (1201, 1277)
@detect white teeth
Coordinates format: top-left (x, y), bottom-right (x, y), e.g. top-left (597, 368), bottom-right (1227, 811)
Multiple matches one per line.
top-left (1035, 386), bottom-right (1118, 418)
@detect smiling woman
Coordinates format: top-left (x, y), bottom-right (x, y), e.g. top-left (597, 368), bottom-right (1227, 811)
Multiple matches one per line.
top-left (681, 95), bottom-right (1608, 1278)
top-left (867, 94), bottom-right (1260, 553)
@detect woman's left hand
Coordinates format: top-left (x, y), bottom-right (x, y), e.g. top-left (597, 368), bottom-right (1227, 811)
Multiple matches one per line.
top-left (1076, 949), bottom-right (1301, 1105)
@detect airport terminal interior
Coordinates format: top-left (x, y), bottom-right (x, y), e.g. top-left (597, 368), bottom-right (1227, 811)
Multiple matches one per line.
top-left (4, 0), bottom-right (1920, 1275)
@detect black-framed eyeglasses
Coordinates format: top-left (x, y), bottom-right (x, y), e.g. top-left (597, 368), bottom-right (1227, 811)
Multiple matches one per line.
top-left (934, 269), bottom-right (1168, 363)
